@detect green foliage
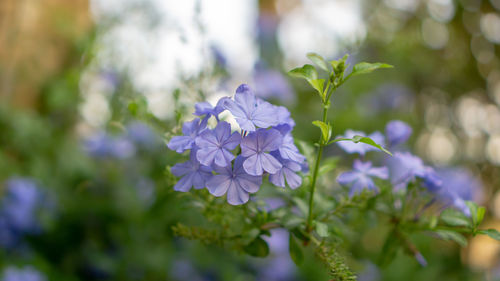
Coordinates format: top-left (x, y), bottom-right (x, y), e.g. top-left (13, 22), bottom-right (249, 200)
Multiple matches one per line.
top-left (477, 229), bottom-right (500, 241)
top-left (243, 237), bottom-right (269, 257)
top-left (289, 233), bottom-right (304, 266)
top-left (434, 230), bottom-right (468, 247)
top-left (312, 120), bottom-right (332, 144)
top-left (348, 62), bottom-right (393, 77)
top-left (440, 208), bottom-right (471, 228)
top-left (315, 242), bottom-right (357, 281)
top-left (307, 52), bottom-right (329, 71)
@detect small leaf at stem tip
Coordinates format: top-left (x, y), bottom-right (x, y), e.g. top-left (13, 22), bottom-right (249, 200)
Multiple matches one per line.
top-left (315, 221), bottom-right (329, 237)
top-left (312, 120), bottom-right (332, 143)
top-left (289, 233), bottom-right (304, 266)
top-left (288, 64), bottom-right (318, 80)
top-left (465, 201), bottom-right (479, 226)
top-left (306, 52), bottom-right (329, 71)
top-left (349, 62), bottom-right (393, 77)
top-left (477, 229), bottom-right (500, 240)
top-left (477, 207), bottom-right (486, 225)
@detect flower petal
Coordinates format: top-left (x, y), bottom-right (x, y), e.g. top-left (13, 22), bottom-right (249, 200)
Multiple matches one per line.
top-left (227, 182), bottom-right (250, 205)
top-left (260, 153), bottom-right (282, 174)
top-left (206, 175), bottom-right (231, 196)
top-left (243, 154), bottom-right (263, 176)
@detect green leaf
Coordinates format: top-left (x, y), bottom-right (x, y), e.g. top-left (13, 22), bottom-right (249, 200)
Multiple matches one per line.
top-left (477, 207), bottom-right (486, 225)
top-left (315, 221), bottom-right (329, 237)
top-left (349, 62), bottom-right (393, 77)
top-left (289, 233), bottom-right (304, 266)
top-left (330, 54), bottom-right (349, 74)
top-left (288, 64), bottom-right (318, 80)
top-left (312, 120), bottom-right (332, 143)
top-left (332, 136), bottom-right (392, 156)
top-left (477, 229), bottom-right (500, 240)
top-left (378, 230), bottom-right (399, 267)
top-left (292, 197), bottom-right (309, 217)
top-left (244, 237), bottom-right (269, 257)
top-left (282, 214), bottom-right (304, 229)
top-left (307, 52), bottom-right (329, 71)
top-left (466, 201), bottom-right (479, 226)
top-left (440, 209), bottom-right (471, 228)
top-left (307, 79), bottom-right (326, 99)
top-left (435, 230), bottom-right (468, 247)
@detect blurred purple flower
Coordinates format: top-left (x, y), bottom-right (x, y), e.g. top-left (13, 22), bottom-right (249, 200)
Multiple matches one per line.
top-left (337, 130), bottom-right (385, 156)
top-left (357, 261), bottom-right (381, 281)
top-left (206, 156), bottom-right (262, 205)
top-left (388, 152), bottom-right (437, 191)
top-left (254, 69), bottom-right (295, 103)
top-left (268, 151), bottom-right (302, 189)
top-left (171, 150), bottom-right (212, 192)
top-left (83, 132), bottom-right (136, 159)
top-left (1, 266), bottom-right (47, 281)
top-left (240, 128), bottom-right (283, 176)
top-left (222, 84), bottom-right (279, 131)
top-left (337, 160), bottom-right (389, 196)
top-left (195, 121), bottom-right (241, 167)
top-left (167, 118), bottom-right (206, 153)
top-left (260, 229), bottom-right (296, 281)
top-left (2, 179), bottom-right (41, 233)
top-left (432, 168), bottom-right (482, 215)
top-left (110, 137), bottom-right (136, 159)
top-left (385, 120), bottom-right (412, 147)
top-left (360, 84), bottom-right (414, 116)
top-left (127, 121), bottom-right (157, 147)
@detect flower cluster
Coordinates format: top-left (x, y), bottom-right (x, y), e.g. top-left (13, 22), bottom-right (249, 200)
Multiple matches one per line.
top-left (168, 84), bottom-right (306, 205)
top-left (336, 120), bottom-right (480, 215)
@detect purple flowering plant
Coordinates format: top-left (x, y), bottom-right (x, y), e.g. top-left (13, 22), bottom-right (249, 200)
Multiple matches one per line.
top-left (167, 53), bottom-right (500, 280)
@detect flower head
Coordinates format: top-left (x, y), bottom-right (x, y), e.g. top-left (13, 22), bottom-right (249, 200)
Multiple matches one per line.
top-left (195, 121), bottom-right (241, 167)
top-left (171, 150), bottom-right (212, 192)
top-left (337, 130), bottom-right (385, 156)
top-left (388, 152), bottom-right (436, 190)
top-left (222, 84), bottom-right (279, 131)
top-left (240, 128), bottom-right (283, 175)
top-left (337, 160), bottom-right (388, 197)
top-left (268, 151), bottom-right (302, 189)
top-left (167, 118), bottom-right (206, 153)
top-left (206, 156), bottom-right (262, 205)
top-left (385, 120), bottom-right (412, 147)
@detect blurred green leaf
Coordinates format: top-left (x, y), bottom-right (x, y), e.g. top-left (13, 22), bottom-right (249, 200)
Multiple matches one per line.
top-left (289, 233), bottom-right (304, 266)
top-left (330, 54), bottom-right (349, 75)
top-left (288, 64), bottom-right (318, 80)
top-left (349, 62), bottom-right (393, 77)
top-left (440, 208), bottom-right (471, 228)
top-left (244, 237), bottom-right (269, 257)
top-left (307, 52), bottom-right (329, 71)
top-left (292, 197), bottom-right (309, 217)
top-left (466, 201), bottom-right (479, 227)
top-left (318, 157), bottom-right (339, 176)
top-left (477, 207), bottom-right (486, 225)
top-left (435, 230), bottom-right (468, 247)
top-left (378, 230), bottom-right (399, 267)
top-left (477, 229), bottom-right (500, 241)
top-left (315, 221), bottom-right (329, 238)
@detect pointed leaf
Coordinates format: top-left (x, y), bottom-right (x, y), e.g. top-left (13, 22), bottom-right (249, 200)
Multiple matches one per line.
top-left (440, 208), bottom-right (471, 228)
top-left (332, 136), bottom-right (392, 155)
top-left (466, 201), bottom-right (479, 226)
top-left (307, 79), bottom-right (325, 99)
top-left (307, 52), bottom-right (329, 71)
top-left (289, 233), bottom-right (304, 266)
top-left (477, 207), bottom-right (486, 225)
top-left (288, 64), bottom-right (318, 80)
top-left (477, 229), bottom-right (500, 240)
top-left (350, 62), bottom-right (393, 77)
top-left (435, 230), bottom-right (468, 247)
top-left (312, 120), bottom-right (332, 143)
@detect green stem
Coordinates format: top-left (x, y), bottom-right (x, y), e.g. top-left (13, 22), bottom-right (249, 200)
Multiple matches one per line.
top-left (306, 104), bottom-right (329, 232)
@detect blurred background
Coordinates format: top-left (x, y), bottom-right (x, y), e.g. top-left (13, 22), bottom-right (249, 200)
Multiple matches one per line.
top-left (1, 0), bottom-right (500, 280)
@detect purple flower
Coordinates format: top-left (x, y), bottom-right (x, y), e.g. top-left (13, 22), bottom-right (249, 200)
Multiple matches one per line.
top-left (195, 121), bottom-right (241, 167)
top-left (2, 178), bottom-right (42, 233)
top-left (275, 125), bottom-right (305, 163)
top-left (385, 120), bottom-right (412, 146)
top-left (240, 128), bottom-right (283, 176)
top-left (337, 130), bottom-right (385, 156)
top-left (337, 160), bottom-right (389, 196)
top-left (432, 168), bottom-right (482, 215)
top-left (222, 84), bottom-right (279, 131)
top-left (171, 150), bottom-right (212, 192)
top-left (193, 100), bottom-right (225, 122)
top-left (167, 118), bottom-right (206, 153)
top-left (1, 266), bottom-right (47, 281)
top-left (206, 156), bottom-right (262, 205)
top-left (269, 151), bottom-right (302, 189)
top-left (109, 137), bottom-right (136, 159)
top-left (388, 152), bottom-right (435, 190)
